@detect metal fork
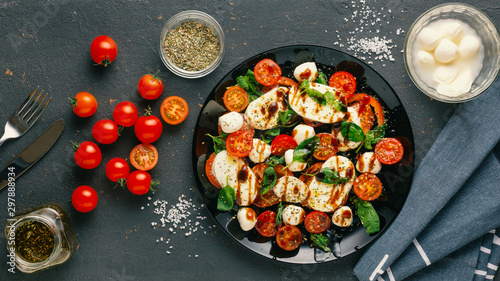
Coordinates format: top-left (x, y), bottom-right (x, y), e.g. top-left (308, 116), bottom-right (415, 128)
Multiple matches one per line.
top-left (0, 87), bottom-right (52, 147)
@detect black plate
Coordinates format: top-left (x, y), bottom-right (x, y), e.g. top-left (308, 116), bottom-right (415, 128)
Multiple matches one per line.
top-left (192, 45), bottom-right (414, 264)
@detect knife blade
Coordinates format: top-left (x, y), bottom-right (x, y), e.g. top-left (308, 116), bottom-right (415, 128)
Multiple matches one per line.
top-left (0, 118), bottom-right (65, 191)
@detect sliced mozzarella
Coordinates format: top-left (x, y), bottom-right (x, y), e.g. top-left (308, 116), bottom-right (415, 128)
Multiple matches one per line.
top-left (237, 207), bottom-right (257, 231)
top-left (336, 106), bottom-right (362, 152)
top-left (284, 149), bottom-right (307, 172)
top-left (282, 205), bottom-right (306, 226)
top-left (244, 87), bottom-right (289, 130)
top-left (307, 155), bottom-right (355, 213)
top-left (331, 206), bottom-right (353, 227)
top-left (291, 124), bottom-right (315, 145)
top-left (293, 62), bottom-right (318, 82)
top-left (211, 150), bottom-right (258, 206)
top-left (218, 112), bottom-right (244, 134)
top-left (273, 176), bottom-right (308, 203)
top-left (248, 139), bottom-right (271, 163)
top-left (356, 152), bottom-right (382, 174)
top-left (288, 83), bottom-right (346, 124)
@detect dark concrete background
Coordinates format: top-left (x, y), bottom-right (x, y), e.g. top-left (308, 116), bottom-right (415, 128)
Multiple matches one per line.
top-left (0, 0), bottom-right (498, 280)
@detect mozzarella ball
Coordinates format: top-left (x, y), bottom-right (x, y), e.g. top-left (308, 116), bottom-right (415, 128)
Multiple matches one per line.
top-left (356, 152), bottom-right (382, 174)
top-left (436, 69), bottom-right (473, 97)
top-left (459, 35), bottom-right (481, 59)
top-left (237, 207), bottom-right (257, 231)
top-left (440, 21), bottom-right (463, 42)
top-left (291, 124), bottom-right (315, 145)
top-left (294, 62), bottom-right (318, 82)
top-left (248, 139), bottom-right (272, 163)
top-left (284, 149), bottom-right (307, 172)
top-left (417, 27), bottom-right (442, 51)
top-left (416, 50), bottom-right (435, 66)
top-left (218, 112), bottom-right (244, 134)
top-left (332, 206), bottom-right (353, 227)
top-left (282, 205), bottom-right (306, 226)
top-left (434, 39), bottom-right (459, 63)
top-left (433, 65), bottom-right (459, 85)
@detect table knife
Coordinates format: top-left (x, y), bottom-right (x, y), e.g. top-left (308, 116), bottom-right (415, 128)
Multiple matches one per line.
top-left (0, 118), bottom-right (65, 191)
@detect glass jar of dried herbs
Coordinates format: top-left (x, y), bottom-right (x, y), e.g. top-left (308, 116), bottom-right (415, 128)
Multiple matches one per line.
top-left (4, 205), bottom-right (76, 273)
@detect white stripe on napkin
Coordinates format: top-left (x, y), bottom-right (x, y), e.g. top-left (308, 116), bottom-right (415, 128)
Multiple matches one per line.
top-left (486, 275), bottom-right (494, 280)
top-left (377, 277), bottom-right (385, 281)
top-left (487, 263), bottom-right (498, 271)
top-left (413, 239), bottom-right (431, 266)
top-left (370, 254), bottom-right (389, 281)
top-left (475, 270), bottom-right (487, 276)
top-left (481, 246), bottom-right (492, 254)
top-left (387, 267), bottom-right (396, 281)
top-left (493, 234), bottom-right (500, 246)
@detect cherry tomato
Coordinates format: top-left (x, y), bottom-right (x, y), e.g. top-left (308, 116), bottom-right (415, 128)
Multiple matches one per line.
top-left (127, 170), bottom-right (152, 195)
top-left (138, 71), bottom-right (164, 100)
top-left (205, 152), bottom-right (221, 189)
top-left (303, 118), bottom-right (323, 128)
top-left (74, 141), bottom-right (102, 169)
top-left (271, 135), bottom-right (297, 156)
top-left (105, 158), bottom-right (130, 182)
top-left (299, 162), bottom-right (324, 186)
top-left (255, 210), bottom-right (279, 237)
top-left (72, 185), bottom-right (98, 212)
top-left (329, 71), bottom-right (356, 99)
top-left (223, 86), bottom-right (249, 112)
top-left (92, 119), bottom-right (119, 144)
top-left (130, 143), bottom-right (158, 171)
top-left (70, 92), bottom-right (97, 117)
top-left (90, 35), bottom-right (117, 67)
top-left (276, 225), bottom-right (302, 251)
top-left (348, 93), bottom-right (385, 129)
top-left (254, 58), bottom-right (282, 86)
top-left (353, 173), bottom-right (383, 201)
top-left (135, 114), bottom-right (163, 143)
top-left (160, 96), bottom-right (189, 125)
top-left (375, 138), bottom-right (404, 165)
top-left (113, 101), bottom-right (138, 127)
top-left (313, 133), bottom-right (338, 161)
top-left (304, 211), bottom-right (331, 234)
top-left (226, 129), bottom-right (254, 158)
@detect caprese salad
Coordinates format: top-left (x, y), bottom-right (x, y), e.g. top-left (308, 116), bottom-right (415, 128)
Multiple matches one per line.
top-left (204, 58), bottom-right (404, 253)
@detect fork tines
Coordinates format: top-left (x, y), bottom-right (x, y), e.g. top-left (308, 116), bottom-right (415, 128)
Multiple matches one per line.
top-left (16, 86), bottom-right (52, 124)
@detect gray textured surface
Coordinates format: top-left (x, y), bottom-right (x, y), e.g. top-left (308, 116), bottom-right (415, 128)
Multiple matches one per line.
top-left (0, 0), bottom-right (498, 280)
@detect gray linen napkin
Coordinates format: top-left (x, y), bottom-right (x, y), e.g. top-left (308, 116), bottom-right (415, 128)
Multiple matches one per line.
top-left (353, 78), bottom-right (500, 281)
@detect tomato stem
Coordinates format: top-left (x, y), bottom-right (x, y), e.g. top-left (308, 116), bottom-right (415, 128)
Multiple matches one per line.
top-left (149, 179), bottom-right (160, 192)
top-left (68, 97), bottom-right (77, 108)
top-left (70, 141), bottom-right (80, 152)
top-left (151, 70), bottom-right (162, 82)
top-left (143, 106), bottom-right (152, 117)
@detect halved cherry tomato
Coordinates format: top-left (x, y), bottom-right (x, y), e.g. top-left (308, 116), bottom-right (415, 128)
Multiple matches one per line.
top-left (72, 185), bottom-right (98, 212)
top-left (348, 94), bottom-right (385, 127)
top-left (304, 211), bottom-right (331, 234)
top-left (255, 210), bottom-right (279, 237)
top-left (205, 152), bottom-right (221, 189)
top-left (276, 225), bottom-right (302, 251)
top-left (313, 133), bottom-right (338, 161)
top-left (90, 35), bottom-right (117, 67)
top-left (135, 114), bottom-right (163, 143)
top-left (113, 101), bottom-right (138, 127)
top-left (329, 71), bottom-right (356, 99)
top-left (277, 76), bottom-right (297, 87)
top-left (130, 143), bottom-right (158, 171)
top-left (353, 173), bottom-right (383, 201)
top-left (160, 96), bottom-right (189, 125)
top-left (375, 138), bottom-right (404, 165)
top-left (105, 158), bottom-right (130, 182)
top-left (254, 59), bottom-right (282, 86)
top-left (138, 71), bottom-right (164, 100)
top-left (92, 119), bottom-right (119, 144)
top-left (303, 118), bottom-right (323, 128)
top-left (223, 86), bottom-right (249, 112)
top-left (73, 141), bottom-right (102, 169)
top-left (271, 135), bottom-right (297, 156)
top-left (70, 92), bottom-right (97, 117)
top-left (299, 162), bottom-right (324, 186)
top-left (226, 129), bottom-right (254, 158)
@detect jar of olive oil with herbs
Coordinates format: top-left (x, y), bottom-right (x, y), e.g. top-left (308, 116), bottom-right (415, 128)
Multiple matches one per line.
top-left (4, 205), bottom-right (76, 273)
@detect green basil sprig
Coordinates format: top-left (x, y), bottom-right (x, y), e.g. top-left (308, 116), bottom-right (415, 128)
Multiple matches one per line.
top-left (363, 125), bottom-right (387, 150)
top-left (266, 155), bottom-right (285, 167)
top-left (275, 202), bottom-right (285, 224)
top-left (292, 135), bottom-right (320, 163)
top-left (310, 233), bottom-right (331, 252)
top-left (340, 122), bottom-right (365, 142)
top-left (217, 178), bottom-right (236, 211)
top-left (277, 107), bottom-right (298, 127)
top-left (315, 167), bottom-right (350, 184)
top-left (206, 133), bottom-right (227, 154)
top-left (260, 167), bottom-right (277, 196)
top-left (299, 79), bottom-right (345, 111)
top-left (353, 198), bottom-right (380, 235)
top-left (315, 70), bottom-right (328, 85)
top-left (262, 128), bottom-right (280, 144)
top-left (236, 69), bottom-right (263, 102)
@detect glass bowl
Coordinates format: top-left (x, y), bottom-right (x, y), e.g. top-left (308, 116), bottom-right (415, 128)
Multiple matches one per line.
top-left (159, 10), bottom-right (225, 79)
top-left (404, 3), bottom-right (500, 103)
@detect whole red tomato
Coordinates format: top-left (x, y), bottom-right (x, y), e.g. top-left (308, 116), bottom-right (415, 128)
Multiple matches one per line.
top-left (105, 158), bottom-right (130, 183)
top-left (90, 35), bottom-right (117, 67)
top-left (92, 119), bottom-right (119, 144)
top-left (73, 141), bottom-right (102, 169)
top-left (134, 112), bottom-right (163, 143)
top-left (138, 71), bottom-right (164, 100)
top-left (70, 92), bottom-right (97, 117)
top-left (72, 185), bottom-right (98, 212)
top-left (126, 171), bottom-right (152, 195)
top-left (113, 101), bottom-right (138, 127)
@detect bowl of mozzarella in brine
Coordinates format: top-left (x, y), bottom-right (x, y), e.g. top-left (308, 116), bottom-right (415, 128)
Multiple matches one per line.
top-left (404, 3), bottom-right (500, 103)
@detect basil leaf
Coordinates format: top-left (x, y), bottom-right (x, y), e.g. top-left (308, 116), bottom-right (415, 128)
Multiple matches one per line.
top-left (364, 125), bottom-right (387, 150)
top-left (277, 108), bottom-right (297, 126)
top-left (292, 136), bottom-right (320, 163)
top-left (266, 155), bottom-right (285, 167)
top-left (310, 233), bottom-right (331, 252)
top-left (324, 91), bottom-right (336, 106)
top-left (206, 134), bottom-right (226, 154)
top-left (275, 201), bottom-right (285, 224)
top-left (237, 69), bottom-right (262, 102)
top-left (316, 167), bottom-right (350, 184)
top-left (236, 75), bottom-right (250, 90)
top-left (315, 71), bottom-right (328, 85)
top-left (299, 79), bottom-right (310, 90)
top-left (260, 167), bottom-right (277, 195)
top-left (262, 128), bottom-right (280, 144)
top-left (217, 180), bottom-right (236, 211)
top-left (340, 122), bottom-right (365, 142)
top-left (354, 199), bottom-right (380, 234)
